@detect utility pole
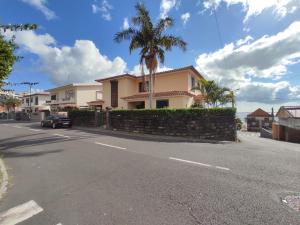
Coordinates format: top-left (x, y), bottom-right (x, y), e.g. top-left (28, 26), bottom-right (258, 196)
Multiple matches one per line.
top-left (21, 82), bottom-right (38, 119)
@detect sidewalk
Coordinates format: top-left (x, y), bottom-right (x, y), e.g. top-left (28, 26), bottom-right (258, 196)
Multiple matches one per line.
top-left (73, 126), bottom-right (235, 144)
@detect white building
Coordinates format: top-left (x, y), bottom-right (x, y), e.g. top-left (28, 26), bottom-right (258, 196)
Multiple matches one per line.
top-left (46, 83), bottom-right (103, 111)
top-left (21, 92), bottom-right (50, 113)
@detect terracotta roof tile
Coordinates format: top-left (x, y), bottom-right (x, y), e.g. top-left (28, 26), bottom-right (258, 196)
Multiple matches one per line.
top-left (247, 108), bottom-right (271, 117)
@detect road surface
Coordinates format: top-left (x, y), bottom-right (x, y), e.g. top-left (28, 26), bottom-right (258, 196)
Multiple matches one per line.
top-left (0, 121), bottom-right (299, 225)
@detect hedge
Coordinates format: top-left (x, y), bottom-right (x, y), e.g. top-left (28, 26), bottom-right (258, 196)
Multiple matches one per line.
top-left (110, 107), bottom-right (236, 118)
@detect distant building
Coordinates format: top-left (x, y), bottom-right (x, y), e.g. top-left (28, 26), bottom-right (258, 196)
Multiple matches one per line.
top-left (21, 92), bottom-right (50, 113)
top-left (246, 108), bottom-right (273, 132)
top-left (273, 106), bottom-right (300, 143)
top-left (0, 90), bottom-right (21, 113)
top-left (46, 83), bottom-right (103, 112)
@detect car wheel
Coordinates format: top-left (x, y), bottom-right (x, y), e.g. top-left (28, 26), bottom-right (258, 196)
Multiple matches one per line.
top-left (52, 123), bottom-right (56, 129)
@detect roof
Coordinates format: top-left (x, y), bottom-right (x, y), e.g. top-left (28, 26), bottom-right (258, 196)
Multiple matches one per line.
top-left (95, 66), bottom-right (203, 82)
top-left (247, 108), bottom-right (271, 117)
top-left (22, 92), bottom-right (50, 97)
top-left (121, 91), bottom-right (196, 100)
top-left (276, 106), bottom-right (300, 118)
top-left (46, 83), bottom-right (101, 92)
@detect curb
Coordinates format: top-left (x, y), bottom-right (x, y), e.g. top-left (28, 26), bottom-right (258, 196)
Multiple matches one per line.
top-left (0, 158), bottom-right (8, 200)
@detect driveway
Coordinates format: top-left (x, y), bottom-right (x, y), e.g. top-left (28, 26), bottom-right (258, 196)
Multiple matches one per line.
top-left (0, 121), bottom-right (299, 225)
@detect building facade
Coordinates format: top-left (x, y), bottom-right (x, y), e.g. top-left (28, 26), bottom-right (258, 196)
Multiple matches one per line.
top-left (21, 92), bottom-right (50, 113)
top-left (95, 66), bottom-right (204, 110)
top-left (246, 108), bottom-right (273, 132)
top-left (273, 106), bottom-right (300, 143)
top-left (46, 83), bottom-right (103, 111)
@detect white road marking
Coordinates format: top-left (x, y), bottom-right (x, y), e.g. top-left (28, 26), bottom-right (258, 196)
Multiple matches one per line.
top-left (12, 125), bottom-right (22, 129)
top-left (215, 166), bottom-right (231, 171)
top-left (169, 157), bottom-right (212, 167)
top-left (53, 134), bottom-right (70, 138)
top-left (56, 223), bottom-right (62, 225)
top-left (28, 129), bottom-right (41, 132)
top-left (0, 200), bottom-right (43, 225)
top-left (94, 142), bottom-right (127, 150)
top-left (169, 157), bottom-right (230, 171)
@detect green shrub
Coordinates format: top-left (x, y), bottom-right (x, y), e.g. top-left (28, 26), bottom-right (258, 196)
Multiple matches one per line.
top-left (110, 107), bottom-right (236, 118)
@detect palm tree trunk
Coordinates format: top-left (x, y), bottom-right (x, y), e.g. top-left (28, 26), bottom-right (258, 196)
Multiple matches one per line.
top-left (149, 70), bottom-right (153, 109)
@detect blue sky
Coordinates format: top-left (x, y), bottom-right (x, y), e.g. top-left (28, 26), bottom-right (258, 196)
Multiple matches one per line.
top-left (1, 0), bottom-right (300, 112)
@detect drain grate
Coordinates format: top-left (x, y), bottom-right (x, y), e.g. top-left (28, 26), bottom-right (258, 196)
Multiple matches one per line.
top-left (282, 195), bottom-right (300, 212)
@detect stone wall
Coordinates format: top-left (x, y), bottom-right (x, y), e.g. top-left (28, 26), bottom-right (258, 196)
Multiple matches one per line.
top-left (109, 108), bottom-right (236, 141)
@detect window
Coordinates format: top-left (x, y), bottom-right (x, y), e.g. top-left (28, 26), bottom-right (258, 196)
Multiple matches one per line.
top-left (30, 97), bottom-right (33, 103)
top-left (156, 99), bottom-right (169, 108)
top-left (138, 81), bottom-right (149, 92)
top-left (51, 95), bottom-right (56, 100)
top-left (191, 76), bottom-right (195, 89)
top-left (110, 80), bottom-right (118, 107)
top-left (22, 99), bottom-right (24, 104)
top-left (26, 98), bottom-right (29, 103)
top-left (96, 91), bottom-right (102, 100)
top-left (65, 90), bottom-right (74, 100)
top-left (35, 97), bottom-right (38, 105)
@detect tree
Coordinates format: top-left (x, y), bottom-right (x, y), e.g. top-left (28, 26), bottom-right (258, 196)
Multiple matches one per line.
top-left (0, 35), bottom-right (18, 87)
top-left (3, 96), bottom-right (21, 112)
top-left (194, 78), bottom-right (233, 108)
top-left (114, 3), bottom-right (187, 108)
top-left (0, 23), bottom-right (37, 88)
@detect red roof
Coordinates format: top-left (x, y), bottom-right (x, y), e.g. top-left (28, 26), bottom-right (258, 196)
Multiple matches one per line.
top-left (247, 108), bottom-right (271, 117)
top-left (121, 91), bottom-right (196, 100)
top-left (276, 106), bottom-right (300, 118)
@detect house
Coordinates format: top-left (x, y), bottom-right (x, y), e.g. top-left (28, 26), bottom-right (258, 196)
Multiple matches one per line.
top-left (246, 108), bottom-right (273, 132)
top-left (95, 66), bottom-right (204, 109)
top-left (21, 92), bottom-right (50, 113)
top-left (46, 83), bottom-right (103, 112)
top-left (273, 106), bottom-right (300, 143)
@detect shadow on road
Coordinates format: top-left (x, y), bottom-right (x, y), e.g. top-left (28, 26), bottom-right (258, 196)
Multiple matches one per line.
top-left (0, 149), bottom-right (63, 158)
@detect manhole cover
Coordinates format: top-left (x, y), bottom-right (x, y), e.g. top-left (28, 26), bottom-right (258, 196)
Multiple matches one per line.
top-left (282, 195), bottom-right (300, 212)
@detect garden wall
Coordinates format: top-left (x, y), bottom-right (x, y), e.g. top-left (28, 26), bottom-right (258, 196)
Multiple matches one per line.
top-left (109, 108), bottom-right (236, 141)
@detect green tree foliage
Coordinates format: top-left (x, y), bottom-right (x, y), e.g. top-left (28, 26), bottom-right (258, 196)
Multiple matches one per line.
top-left (114, 3), bottom-right (186, 108)
top-left (0, 35), bottom-right (19, 87)
top-left (3, 96), bottom-right (21, 112)
top-left (0, 23), bottom-right (37, 87)
top-left (194, 78), bottom-right (234, 108)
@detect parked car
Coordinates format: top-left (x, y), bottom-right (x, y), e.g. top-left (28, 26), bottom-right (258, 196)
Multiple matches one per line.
top-left (41, 115), bottom-right (72, 128)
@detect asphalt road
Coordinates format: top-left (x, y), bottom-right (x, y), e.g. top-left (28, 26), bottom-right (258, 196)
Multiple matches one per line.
top-left (0, 121), bottom-right (299, 225)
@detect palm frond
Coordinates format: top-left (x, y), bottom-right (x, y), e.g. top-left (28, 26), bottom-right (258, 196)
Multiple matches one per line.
top-left (155, 17), bottom-right (174, 35)
top-left (159, 35), bottom-right (187, 51)
top-left (114, 28), bottom-right (138, 43)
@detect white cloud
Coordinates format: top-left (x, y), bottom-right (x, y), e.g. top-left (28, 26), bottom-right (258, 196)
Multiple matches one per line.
top-left (123, 17), bottom-right (129, 30)
top-left (92, 0), bottom-right (113, 21)
top-left (160, 0), bottom-right (177, 18)
top-left (21, 0), bottom-right (57, 20)
top-left (131, 64), bottom-right (173, 76)
top-left (201, 0), bottom-right (300, 22)
top-left (195, 21), bottom-right (300, 104)
top-left (181, 12), bottom-right (191, 25)
top-left (7, 31), bottom-right (126, 85)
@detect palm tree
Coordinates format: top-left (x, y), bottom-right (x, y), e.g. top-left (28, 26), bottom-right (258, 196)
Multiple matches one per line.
top-left (194, 78), bottom-right (233, 108)
top-left (114, 3), bottom-right (187, 108)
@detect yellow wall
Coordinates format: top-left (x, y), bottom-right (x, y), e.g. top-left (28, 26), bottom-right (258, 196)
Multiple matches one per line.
top-left (75, 86), bottom-right (102, 107)
top-left (101, 68), bottom-right (202, 109)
